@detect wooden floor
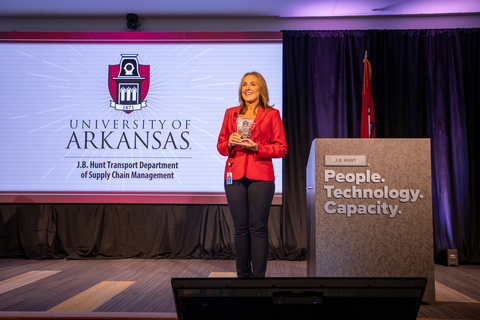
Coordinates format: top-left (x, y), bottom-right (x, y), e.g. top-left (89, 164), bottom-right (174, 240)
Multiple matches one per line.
top-left (0, 258), bottom-right (479, 319)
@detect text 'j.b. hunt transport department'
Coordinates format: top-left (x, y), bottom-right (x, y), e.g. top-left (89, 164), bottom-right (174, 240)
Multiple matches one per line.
top-left (77, 161), bottom-right (178, 180)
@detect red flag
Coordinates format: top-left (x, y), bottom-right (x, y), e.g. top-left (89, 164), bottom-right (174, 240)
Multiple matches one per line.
top-left (361, 57), bottom-right (376, 138)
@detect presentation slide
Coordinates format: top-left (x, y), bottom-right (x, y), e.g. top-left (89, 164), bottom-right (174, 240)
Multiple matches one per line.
top-left (0, 32), bottom-right (283, 204)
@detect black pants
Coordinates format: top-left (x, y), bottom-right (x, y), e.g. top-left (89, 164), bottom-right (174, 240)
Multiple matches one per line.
top-left (224, 177), bottom-right (275, 278)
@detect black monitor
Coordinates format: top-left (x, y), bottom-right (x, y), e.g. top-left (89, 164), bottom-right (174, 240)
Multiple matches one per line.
top-left (171, 277), bottom-right (427, 320)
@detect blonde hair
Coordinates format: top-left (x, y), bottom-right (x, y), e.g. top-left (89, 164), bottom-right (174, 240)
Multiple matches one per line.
top-left (238, 71), bottom-right (273, 115)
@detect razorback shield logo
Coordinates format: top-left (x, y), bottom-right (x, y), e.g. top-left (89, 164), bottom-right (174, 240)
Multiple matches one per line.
top-left (109, 54), bottom-right (149, 114)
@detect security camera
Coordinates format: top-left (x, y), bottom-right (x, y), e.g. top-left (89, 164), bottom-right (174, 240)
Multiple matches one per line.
top-left (126, 14), bottom-right (141, 30)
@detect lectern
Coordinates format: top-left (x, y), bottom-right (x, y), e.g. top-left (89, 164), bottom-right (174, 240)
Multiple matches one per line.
top-left (306, 139), bottom-right (435, 301)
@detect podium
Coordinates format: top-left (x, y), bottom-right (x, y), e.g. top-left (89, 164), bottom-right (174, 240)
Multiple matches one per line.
top-left (306, 139), bottom-right (435, 301)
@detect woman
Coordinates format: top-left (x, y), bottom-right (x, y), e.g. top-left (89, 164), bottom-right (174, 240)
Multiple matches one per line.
top-left (217, 71), bottom-right (287, 278)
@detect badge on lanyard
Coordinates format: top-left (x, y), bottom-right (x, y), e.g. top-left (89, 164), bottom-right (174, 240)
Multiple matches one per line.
top-left (226, 162), bottom-right (233, 185)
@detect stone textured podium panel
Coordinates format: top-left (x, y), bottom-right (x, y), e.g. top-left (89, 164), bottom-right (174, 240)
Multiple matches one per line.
top-left (306, 138), bottom-right (435, 301)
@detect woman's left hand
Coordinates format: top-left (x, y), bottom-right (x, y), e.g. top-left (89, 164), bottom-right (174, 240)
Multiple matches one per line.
top-left (236, 139), bottom-right (259, 153)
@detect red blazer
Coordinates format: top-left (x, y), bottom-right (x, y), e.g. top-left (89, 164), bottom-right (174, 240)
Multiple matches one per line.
top-left (217, 106), bottom-right (287, 181)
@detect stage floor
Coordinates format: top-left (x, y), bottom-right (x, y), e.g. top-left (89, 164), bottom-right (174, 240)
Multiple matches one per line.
top-left (0, 258), bottom-right (479, 319)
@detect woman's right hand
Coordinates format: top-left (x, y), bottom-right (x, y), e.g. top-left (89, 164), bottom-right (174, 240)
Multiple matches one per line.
top-left (228, 132), bottom-right (242, 148)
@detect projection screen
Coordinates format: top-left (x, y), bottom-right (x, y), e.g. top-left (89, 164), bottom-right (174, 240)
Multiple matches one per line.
top-left (0, 32), bottom-right (283, 204)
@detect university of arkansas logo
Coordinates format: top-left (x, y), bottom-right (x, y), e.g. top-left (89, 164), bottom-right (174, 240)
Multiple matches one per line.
top-left (109, 54), bottom-right (150, 113)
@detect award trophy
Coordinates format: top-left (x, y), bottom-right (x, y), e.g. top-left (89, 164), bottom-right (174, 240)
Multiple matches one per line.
top-left (237, 121), bottom-right (255, 142)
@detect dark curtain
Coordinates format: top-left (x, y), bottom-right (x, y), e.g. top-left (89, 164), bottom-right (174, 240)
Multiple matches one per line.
top-left (282, 29), bottom-right (480, 264)
top-left (0, 204), bottom-right (288, 260)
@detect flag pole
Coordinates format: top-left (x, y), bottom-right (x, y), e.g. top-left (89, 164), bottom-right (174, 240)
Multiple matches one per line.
top-left (364, 51), bottom-right (371, 138)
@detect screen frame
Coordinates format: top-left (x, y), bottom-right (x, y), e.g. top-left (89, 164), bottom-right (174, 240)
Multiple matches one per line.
top-left (0, 31), bottom-right (283, 205)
